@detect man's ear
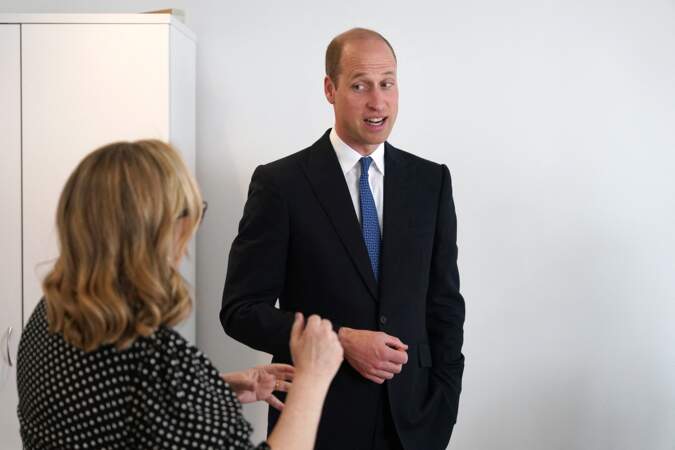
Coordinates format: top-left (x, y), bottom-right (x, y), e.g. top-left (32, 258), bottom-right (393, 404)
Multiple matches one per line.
top-left (324, 76), bottom-right (336, 104)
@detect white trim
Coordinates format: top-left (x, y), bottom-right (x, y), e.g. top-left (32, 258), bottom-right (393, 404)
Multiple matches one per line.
top-left (0, 14), bottom-right (196, 41)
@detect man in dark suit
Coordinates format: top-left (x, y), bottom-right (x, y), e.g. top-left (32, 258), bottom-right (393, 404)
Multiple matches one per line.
top-left (221, 28), bottom-right (465, 450)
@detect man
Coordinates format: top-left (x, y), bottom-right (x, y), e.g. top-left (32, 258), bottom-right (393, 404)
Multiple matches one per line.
top-left (221, 28), bottom-right (465, 450)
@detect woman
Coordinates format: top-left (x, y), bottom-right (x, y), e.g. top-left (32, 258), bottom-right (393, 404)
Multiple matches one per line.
top-left (17, 140), bottom-right (343, 450)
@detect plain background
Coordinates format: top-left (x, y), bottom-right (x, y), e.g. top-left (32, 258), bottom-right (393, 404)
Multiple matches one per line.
top-left (2, 1), bottom-right (674, 448)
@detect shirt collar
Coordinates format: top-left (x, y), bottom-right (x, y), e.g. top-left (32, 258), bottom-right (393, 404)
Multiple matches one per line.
top-left (330, 128), bottom-right (385, 176)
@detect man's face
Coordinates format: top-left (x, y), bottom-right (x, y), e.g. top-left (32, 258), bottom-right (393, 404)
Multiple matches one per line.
top-left (325, 38), bottom-right (398, 155)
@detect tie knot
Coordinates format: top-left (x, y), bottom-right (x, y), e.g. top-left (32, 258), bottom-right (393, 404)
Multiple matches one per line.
top-left (360, 156), bottom-right (373, 173)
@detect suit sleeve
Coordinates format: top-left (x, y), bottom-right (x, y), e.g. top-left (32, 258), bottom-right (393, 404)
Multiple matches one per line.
top-left (220, 165), bottom-right (294, 360)
top-left (427, 164), bottom-right (465, 423)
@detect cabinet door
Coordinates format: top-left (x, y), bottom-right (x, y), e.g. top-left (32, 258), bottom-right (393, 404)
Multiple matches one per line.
top-left (0, 24), bottom-right (24, 449)
top-left (21, 23), bottom-right (170, 320)
top-left (170, 26), bottom-right (197, 342)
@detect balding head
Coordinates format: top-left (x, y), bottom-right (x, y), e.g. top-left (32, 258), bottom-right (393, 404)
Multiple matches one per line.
top-left (325, 28), bottom-right (397, 84)
top-left (322, 28), bottom-right (399, 155)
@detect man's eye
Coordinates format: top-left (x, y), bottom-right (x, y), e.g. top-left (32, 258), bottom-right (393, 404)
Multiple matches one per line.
top-left (352, 84), bottom-right (365, 91)
top-left (382, 81), bottom-right (395, 89)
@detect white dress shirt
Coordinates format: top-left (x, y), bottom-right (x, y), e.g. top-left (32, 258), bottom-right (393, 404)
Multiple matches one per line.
top-left (330, 128), bottom-right (385, 232)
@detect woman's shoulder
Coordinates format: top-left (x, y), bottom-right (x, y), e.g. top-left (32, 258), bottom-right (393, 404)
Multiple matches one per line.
top-left (142, 325), bottom-right (221, 380)
top-left (23, 298), bottom-right (48, 333)
top-left (19, 298), bottom-right (58, 359)
top-left (144, 325), bottom-right (205, 362)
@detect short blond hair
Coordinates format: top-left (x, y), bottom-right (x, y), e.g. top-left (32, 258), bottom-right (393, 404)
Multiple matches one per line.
top-left (43, 140), bottom-right (202, 352)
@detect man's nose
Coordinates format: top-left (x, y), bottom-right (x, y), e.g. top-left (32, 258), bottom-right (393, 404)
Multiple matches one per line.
top-left (366, 89), bottom-right (386, 111)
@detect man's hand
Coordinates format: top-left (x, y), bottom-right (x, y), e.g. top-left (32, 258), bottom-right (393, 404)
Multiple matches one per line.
top-left (338, 328), bottom-right (408, 384)
top-left (221, 363), bottom-right (295, 410)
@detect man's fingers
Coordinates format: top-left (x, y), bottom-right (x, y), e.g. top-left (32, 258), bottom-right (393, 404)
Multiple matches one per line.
top-left (265, 395), bottom-right (285, 411)
top-left (371, 369), bottom-right (394, 380)
top-left (378, 362), bottom-right (403, 374)
top-left (384, 334), bottom-right (408, 351)
top-left (385, 347), bottom-right (409, 365)
top-left (365, 374), bottom-right (385, 384)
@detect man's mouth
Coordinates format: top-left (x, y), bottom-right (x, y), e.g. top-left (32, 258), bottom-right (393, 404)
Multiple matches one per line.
top-left (364, 117), bottom-right (387, 128)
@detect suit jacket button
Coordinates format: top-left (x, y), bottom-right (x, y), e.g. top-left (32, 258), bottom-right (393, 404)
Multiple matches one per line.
top-left (379, 315), bottom-right (387, 325)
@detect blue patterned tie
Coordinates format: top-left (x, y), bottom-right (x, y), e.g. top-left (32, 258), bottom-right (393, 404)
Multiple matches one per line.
top-left (359, 157), bottom-right (381, 281)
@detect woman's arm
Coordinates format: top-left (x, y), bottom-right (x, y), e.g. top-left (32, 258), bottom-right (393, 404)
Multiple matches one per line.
top-left (265, 313), bottom-right (343, 450)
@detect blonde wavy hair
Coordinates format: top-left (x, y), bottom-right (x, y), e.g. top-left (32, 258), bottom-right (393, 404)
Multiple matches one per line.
top-left (43, 140), bottom-right (203, 352)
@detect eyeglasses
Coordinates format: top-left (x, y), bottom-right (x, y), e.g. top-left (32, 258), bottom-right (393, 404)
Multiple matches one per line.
top-left (179, 200), bottom-right (208, 222)
top-left (200, 200), bottom-right (208, 222)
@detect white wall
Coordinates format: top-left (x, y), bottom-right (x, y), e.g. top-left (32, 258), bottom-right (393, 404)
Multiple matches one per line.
top-left (3, 1), bottom-right (674, 448)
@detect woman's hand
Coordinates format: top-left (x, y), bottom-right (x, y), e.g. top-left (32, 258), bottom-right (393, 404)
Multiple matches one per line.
top-left (221, 363), bottom-right (295, 410)
top-left (290, 313), bottom-right (343, 383)
top-left (265, 314), bottom-right (344, 450)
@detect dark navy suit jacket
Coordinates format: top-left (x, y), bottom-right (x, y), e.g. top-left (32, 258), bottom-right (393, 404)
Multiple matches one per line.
top-left (221, 130), bottom-right (465, 450)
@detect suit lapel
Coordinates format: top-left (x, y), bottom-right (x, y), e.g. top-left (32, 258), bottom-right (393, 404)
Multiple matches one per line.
top-left (302, 131), bottom-right (379, 300)
top-left (380, 144), bottom-right (413, 298)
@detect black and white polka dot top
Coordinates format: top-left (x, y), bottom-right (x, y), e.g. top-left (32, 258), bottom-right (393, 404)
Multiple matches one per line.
top-left (17, 300), bottom-right (271, 450)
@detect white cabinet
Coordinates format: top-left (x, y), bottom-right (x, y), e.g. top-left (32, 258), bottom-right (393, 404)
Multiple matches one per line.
top-left (0, 14), bottom-right (196, 446)
top-left (0, 24), bottom-right (23, 450)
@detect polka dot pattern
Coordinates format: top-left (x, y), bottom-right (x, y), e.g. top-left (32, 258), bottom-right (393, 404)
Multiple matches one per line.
top-left (17, 300), bottom-right (271, 450)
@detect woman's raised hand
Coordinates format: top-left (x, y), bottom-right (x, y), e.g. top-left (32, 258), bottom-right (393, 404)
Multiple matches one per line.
top-left (289, 313), bottom-right (343, 383)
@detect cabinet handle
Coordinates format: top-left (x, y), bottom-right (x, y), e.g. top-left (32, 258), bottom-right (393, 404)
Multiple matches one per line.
top-left (5, 327), bottom-right (12, 367)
